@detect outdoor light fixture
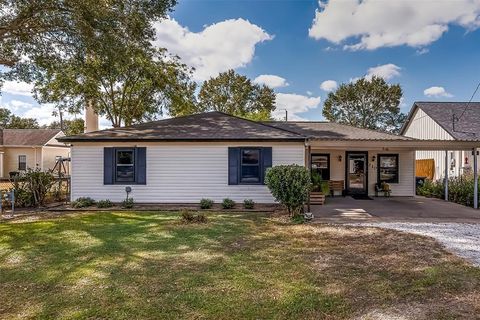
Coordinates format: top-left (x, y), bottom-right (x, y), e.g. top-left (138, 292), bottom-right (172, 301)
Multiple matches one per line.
top-left (338, 155), bottom-right (342, 162)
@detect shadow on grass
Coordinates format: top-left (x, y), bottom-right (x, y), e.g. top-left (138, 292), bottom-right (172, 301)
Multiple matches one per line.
top-left (0, 212), bottom-right (479, 319)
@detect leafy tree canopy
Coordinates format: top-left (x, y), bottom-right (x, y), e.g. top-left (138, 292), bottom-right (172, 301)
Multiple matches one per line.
top-left (0, 107), bottom-right (39, 128)
top-left (0, 0), bottom-right (176, 72)
top-left (1, 0), bottom-right (197, 128)
top-left (47, 118), bottom-right (84, 136)
top-left (322, 76), bottom-right (406, 133)
top-left (186, 70), bottom-right (275, 121)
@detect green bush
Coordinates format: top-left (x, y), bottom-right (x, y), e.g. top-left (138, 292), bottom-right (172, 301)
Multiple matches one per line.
top-left (417, 174), bottom-right (480, 207)
top-left (180, 210), bottom-right (208, 223)
top-left (222, 198), bottom-right (236, 209)
top-left (10, 169), bottom-right (56, 207)
top-left (243, 199), bottom-right (255, 209)
top-left (96, 199), bottom-right (113, 208)
top-left (200, 198), bottom-right (214, 209)
top-left (72, 197), bottom-right (96, 208)
top-left (265, 165), bottom-right (311, 216)
top-left (121, 198), bottom-right (134, 209)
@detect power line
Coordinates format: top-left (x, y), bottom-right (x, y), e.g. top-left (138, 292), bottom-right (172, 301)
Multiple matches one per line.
top-left (457, 81), bottom-right (480, 121)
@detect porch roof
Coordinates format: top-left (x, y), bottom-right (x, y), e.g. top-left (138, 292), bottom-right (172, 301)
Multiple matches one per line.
top-left (306, 138), bottom-right (480, 151)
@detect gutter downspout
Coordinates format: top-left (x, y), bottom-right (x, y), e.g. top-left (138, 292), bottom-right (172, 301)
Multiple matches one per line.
top-left (306, 139), bottom-right (311, 213)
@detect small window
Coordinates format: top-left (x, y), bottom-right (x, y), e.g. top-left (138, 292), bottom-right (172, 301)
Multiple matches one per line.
top-left (378, 154), bottom-right (399, 183)
top-left (311, 154), bottom-right (330, 180)
top-left (115, 149), bottom-right (135, 183)
top-left (18, 155), bottom-right (27, 171)
top-left (240, 148), bottom-right (261, 184)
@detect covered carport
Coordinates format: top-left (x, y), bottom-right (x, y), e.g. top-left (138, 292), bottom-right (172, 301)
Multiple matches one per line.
top-left (306, 139), bottom-right (480, 210)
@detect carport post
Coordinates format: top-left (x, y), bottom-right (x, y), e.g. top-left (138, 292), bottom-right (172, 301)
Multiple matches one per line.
top-left (474, 148), bottom-right (478, 209)
top-left (444, 150), bottom-right (448, 201)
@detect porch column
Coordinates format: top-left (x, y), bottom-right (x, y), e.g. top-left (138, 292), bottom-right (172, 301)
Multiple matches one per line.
top-left (474, 148), bottom-right (478, 209)
top-left (307, 144), bottom-right (311, 212)
top-left (444, 150), bottom-right (448, 201)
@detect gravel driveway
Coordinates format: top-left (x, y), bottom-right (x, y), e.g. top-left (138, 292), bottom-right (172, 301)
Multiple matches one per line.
top-left (351, 222), bottom-right (480, 267)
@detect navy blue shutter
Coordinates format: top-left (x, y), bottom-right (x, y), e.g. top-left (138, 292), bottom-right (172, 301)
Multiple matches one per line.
top-left (135, 147), bottom-right (147, 185)
top-left (104, 147), bottom-right (114, 185)
top-left (228, 147), bottom-right (240, 185)
top-left (261, 147), bottom-right (272, 184)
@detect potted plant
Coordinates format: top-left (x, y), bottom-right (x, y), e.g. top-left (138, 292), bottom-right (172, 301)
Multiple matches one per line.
top-left (310, 171), bottom-right (329, 205)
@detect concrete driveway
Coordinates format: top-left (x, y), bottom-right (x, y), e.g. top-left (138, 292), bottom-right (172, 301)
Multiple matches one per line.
top-left (312, 196), bottom-right (480, 222)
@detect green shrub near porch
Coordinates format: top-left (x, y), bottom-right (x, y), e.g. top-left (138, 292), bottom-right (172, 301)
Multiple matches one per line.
top-left (417, 174), bottom-right (480, 207)
top-left (265, 165), bottom-right (311, 216)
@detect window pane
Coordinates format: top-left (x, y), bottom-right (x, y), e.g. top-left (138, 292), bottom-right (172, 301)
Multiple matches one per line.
top-left (380, 156), bottom-right (397, 168)
top-left (117, 151), bottom-right (134, 165)
top-left (116, 166), bottom-right (134, 182)
top-left (379, 168), bottom-right (397, 182)
top-left (241, 166), bottom-right (260, 183)
top-left (242, 149), bottom-right (259, 165)
top-left (312, 155), bottom-right (328, 169)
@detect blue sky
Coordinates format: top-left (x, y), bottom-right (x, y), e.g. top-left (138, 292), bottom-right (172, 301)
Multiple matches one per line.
top-left (3, 0), bottom-right (480, 124)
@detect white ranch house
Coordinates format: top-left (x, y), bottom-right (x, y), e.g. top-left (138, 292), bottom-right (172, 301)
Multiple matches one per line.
top-left (59, 108), bottom-right (480, 207)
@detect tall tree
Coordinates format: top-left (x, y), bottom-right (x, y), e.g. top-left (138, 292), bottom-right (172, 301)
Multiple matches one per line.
top-left (35, 45), bottom-right (196, 127)
top-left (47, 118), bottom-right (84, 136)
top-left (1, 0), bottom-right (195, 127)
top-left (0, 0), bottom-right (176, 71)
top-left (0, 107), bottom-right (39, 128)
top-left (322, 76), bottom-right (406, 133)
top-left (191, 70), bottom-right (276, 121)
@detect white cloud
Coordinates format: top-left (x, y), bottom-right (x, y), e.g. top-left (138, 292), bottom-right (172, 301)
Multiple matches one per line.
top-left (309, 0), bottom-right (480, 50)
top-left (320, 80), bottom-right (338, 92)
top-left (306, 91), bottom-right (313, 96)
top-left (153, 18), bottom-right (272, 81)
top-left (1, 81), bottom-right (34, 96)
top-left (253, 74), bottom-right (289, 88)
top-left (423, 86), bottom-right (453, 98)
top-left (22, 103), bottom-right (57, 125)
top-left (274, 93), bottom-right (321, 120)
top-left (366, 64), bottom-right (401, 80)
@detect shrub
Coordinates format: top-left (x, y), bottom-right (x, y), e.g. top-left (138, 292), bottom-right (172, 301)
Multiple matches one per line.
top-left (71, 197), bottom-right (96, 208)
top-left (416, 174), bottom-right (480, 207)
top-left (200, 198), bottom-right (214, 209)
top-left (10, 169), bottom-right (56, 207)
top-left (121, 198), bottom-right (134, 209)
top-left (244, 199), bottom-right (255, 209)
top-left (180, 210), bottom-right (208, 223)
top-left (96, 199), bottom-right (113, 208)
top-left (181, 210), bottom-right (195, 222)
top-left (265, 165), bottom-right (311, 216)
top-left (222, 198), bottom-right (235, 209)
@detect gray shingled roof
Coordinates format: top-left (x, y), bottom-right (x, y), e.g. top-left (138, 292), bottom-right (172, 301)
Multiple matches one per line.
top-left (264, 121), bottom-right (414, 140)
top-left (58, 112), bottom-right (304, 142)
top-left (1, 129), bottom-right (63, 146)
top-left (59, 111), bottom-right (414, 142)
top-left (401, 102), bottom-right (480, 141)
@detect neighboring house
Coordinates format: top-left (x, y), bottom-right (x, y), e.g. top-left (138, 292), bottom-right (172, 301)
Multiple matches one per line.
top-left (0, 129), bottom-right (70, 178)
top-left (58, 112), bottom-right (476, 203)
top-left (401, 102), bottom-right (480, 180)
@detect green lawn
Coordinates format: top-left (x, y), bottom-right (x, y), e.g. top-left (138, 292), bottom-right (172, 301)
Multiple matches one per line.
top-left (1, 211), bottom-right (479, 319)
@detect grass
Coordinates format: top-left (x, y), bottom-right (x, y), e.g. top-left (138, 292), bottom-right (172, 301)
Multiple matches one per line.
top-left (0, 211), bottom-right (479, 319)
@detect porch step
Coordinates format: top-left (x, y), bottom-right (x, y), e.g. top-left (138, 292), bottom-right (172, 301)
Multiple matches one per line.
top-left (310, 192), bottom-right (326, 205)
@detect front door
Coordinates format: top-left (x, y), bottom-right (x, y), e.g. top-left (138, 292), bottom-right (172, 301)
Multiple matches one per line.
top-left (346, 152), bottom-right (368, 195)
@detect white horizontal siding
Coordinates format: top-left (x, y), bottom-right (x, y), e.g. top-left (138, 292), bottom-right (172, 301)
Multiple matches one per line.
top-left (71, 142), bottom-right (304, 203)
